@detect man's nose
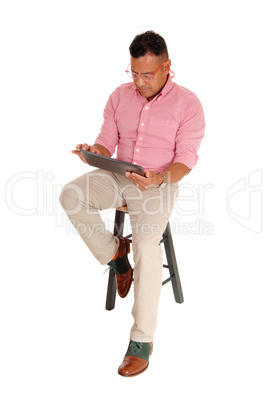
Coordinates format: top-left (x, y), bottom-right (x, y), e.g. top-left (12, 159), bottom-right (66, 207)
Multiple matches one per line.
top-left (136, 76), bottom-right (146, 86)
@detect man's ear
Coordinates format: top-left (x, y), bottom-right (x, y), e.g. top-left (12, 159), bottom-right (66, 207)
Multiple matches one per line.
top-left (165, 60), bottom-right (175, 78)
top-left (164, 59), bottom-right (172, 74)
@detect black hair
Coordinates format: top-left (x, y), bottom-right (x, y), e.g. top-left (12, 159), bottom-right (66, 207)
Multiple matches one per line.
top-left (129, 30), bottom-right (169, 59)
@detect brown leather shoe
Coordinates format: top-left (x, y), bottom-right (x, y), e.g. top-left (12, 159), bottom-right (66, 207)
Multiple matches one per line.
top-left (108, 237), bottom-right (133, 298)
top-left (115, 266), bottom-right (133, 298)
top-left (118, 341), bottom-right (153, 377)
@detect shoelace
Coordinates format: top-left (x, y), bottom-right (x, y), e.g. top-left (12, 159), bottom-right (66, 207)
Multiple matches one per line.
top-left (128, 341), bottom-right (142, 355)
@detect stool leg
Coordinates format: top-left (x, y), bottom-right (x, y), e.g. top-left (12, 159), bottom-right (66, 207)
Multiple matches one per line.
top-left (105, 210), bottom-right (125, 310)
top-left (105, 269), bottom-right (117, 311)
top-left (163, 222), bottom-right (184, 304)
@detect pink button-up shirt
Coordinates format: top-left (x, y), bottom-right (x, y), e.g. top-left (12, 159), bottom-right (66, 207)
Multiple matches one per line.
top-left (95, 76), bottom-right (205, 173)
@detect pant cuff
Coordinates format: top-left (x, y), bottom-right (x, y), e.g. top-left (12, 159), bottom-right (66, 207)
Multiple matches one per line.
top-left (99, 237), bottom-right (120, 265)
top-left (130, 333), bottom-right (154, 343)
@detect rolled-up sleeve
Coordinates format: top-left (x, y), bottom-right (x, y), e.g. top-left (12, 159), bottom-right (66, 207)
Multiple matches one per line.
top-left (94, 93), bottom-right (119, 156)
top-left (173, 94), bottom-right (205, 170)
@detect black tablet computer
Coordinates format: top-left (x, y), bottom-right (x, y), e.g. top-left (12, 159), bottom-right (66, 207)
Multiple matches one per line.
top-left (80, 149), bottom-right (145, 176)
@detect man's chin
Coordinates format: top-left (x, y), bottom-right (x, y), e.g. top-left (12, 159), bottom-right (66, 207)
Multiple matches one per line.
top-left (139, 88), bottom-right (151, 95)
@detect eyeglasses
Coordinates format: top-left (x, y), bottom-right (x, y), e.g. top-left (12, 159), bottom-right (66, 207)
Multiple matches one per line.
top-left (126, 59), bottom-right (170, 82)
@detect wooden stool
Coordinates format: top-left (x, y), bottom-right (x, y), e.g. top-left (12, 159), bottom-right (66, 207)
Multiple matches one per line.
top-left (105, 206), bottom-right (184, 310)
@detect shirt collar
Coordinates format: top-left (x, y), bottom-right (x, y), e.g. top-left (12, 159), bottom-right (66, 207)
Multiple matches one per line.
top-left (135, 74), bottom-right (174, 103)
top-left (156, 74), bottom-right (174, 99)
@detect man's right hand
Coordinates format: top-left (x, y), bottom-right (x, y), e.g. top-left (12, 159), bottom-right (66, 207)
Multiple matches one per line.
top-left (71, 143), bottom-right (110, 163)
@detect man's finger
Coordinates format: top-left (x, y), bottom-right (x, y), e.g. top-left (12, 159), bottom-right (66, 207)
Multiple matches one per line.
top-left (71, 149), bottom-right (87, 163)
top-left (131, 173), bottom-right (147, 185)
top-left (126, 173), bottom-right (140, 187)
top-left (126, 172), bottom-right (151, 190)
top-left (81, 143), bottom-right (90, 150)
top-left (90, 146), bottom-right (101, 154)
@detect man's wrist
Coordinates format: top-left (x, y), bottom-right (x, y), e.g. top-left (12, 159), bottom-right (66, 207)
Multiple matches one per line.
top-left (157, 173), bottom-right (167, 188)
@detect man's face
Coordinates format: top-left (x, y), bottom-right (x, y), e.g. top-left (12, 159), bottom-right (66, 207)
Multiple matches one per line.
top-left (130, 54), bottom-right (170, 101)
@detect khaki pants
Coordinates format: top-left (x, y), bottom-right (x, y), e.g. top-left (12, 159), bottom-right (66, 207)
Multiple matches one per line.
top-left (59, 169), bottom-right (179, 342)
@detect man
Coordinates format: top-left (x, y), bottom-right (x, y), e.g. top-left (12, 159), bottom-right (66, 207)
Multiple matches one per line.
top-left (59, 31), bottom-right (205, 377)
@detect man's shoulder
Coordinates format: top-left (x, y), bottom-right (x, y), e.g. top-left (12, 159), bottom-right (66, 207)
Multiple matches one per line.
top-left (171, 82), bottom-right (203, 112)
top-left (111, 82), bottom-right (136, 97)
top-left (173, 82), bottom-right (199, 100)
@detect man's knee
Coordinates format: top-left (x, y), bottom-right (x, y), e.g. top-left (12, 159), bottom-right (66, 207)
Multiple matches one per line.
top-left (59, 182), bottom-right (83, 215)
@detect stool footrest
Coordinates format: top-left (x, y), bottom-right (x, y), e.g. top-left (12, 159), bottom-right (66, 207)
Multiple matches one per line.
top-left (162, 276), bottom-right (174, 286)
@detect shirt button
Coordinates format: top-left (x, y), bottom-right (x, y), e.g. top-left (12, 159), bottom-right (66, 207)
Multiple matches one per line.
top-left (145, 106), bottom-right (149, 110)
top-left (136, 149), bottom-right (139, 152)
top-left (133, 162), bottom-right (137, 164)
top-left (140, 137), bottom-right (142, 140)
top-left (141, 123), bottom-right (144, 126)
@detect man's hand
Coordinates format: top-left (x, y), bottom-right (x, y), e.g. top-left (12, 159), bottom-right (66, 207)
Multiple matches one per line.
top-left (71, 143), bottom-right (111, 163)
top-left (125, 170), bottom-right (163, 191)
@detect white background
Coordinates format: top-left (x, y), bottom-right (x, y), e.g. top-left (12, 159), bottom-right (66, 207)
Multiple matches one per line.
top-left (1, 0), bottom-right (266, 401)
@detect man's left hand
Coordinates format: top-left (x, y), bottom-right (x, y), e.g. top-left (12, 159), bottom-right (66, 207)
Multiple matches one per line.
top-left (125, 171), bottom-right (163, 191)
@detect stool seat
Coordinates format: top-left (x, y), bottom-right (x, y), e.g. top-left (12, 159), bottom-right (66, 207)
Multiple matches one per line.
top-left (105, 206), bottom-right (184, 310)
top-left (116, 205), bottom-right (129, 213)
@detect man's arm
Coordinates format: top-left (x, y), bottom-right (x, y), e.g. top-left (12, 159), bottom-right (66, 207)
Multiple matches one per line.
top-left (160, 162), bottom-right (191, 184)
